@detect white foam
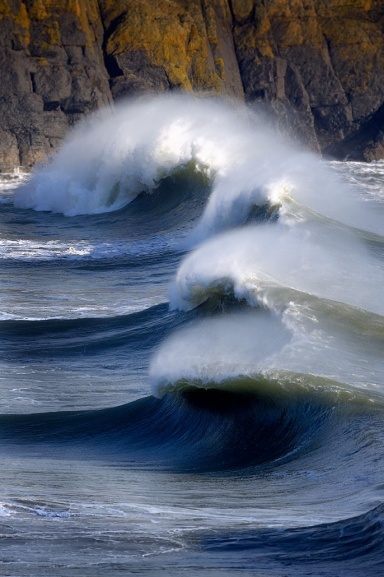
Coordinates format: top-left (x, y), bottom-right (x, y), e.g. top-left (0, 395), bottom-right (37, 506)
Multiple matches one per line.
top-left (169, 223), bottom-right (384, 317)
top-left (329, 160), bottom-right (384, 204)
top-left (0, 503), bottom-right (11, 517)
top-left (11, 94), bottom-right (382, 254)
top-left (0, 236), bottom-right (172, 261)
top-left (150, 311), bottom-right (292, 396)
top-left (150, 298), bottom-right (375, 398)
top-left (13, 96), bottom-right (235, 216)
top-left (13, 96), bottom-right (382, 245)
top-left (151, 200), bottom-right (384, 397)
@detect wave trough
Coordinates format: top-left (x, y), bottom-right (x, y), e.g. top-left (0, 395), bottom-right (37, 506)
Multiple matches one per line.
top-left (2, 94), bottom-right (384, 576)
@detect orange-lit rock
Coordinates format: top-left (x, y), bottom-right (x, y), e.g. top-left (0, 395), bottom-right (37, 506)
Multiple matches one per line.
top-left (0, 0), bottom-right (383, 169)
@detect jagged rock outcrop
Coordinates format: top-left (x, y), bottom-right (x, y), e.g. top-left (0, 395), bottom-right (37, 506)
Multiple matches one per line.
top-left (0, 0), bottom-right (383, 171)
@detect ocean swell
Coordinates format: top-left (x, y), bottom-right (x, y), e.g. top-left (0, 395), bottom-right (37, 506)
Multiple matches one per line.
top-left (15, 95), bottom-right (382, 240)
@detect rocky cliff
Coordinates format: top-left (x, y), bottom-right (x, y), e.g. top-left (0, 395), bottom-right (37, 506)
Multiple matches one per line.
top-left (0, 0), bottom-right (383, 171)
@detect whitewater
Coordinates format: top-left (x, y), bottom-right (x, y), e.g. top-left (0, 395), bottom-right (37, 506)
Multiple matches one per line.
top-left (1, 95), bottom-right (384, 576)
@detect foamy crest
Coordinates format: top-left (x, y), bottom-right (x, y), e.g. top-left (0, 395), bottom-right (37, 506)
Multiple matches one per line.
top-left (150, 301), bottom-right (384, 398)
top-left (13, 95), bottom-right (383, 242)
top-left (13, 96), bottom-right (242, 216)
top-left (150, 311), bottom-right (292, 397)
top-left (152, 216), bottom-right (384, 397)
top-left (169, 223), bottom-right (384, 317)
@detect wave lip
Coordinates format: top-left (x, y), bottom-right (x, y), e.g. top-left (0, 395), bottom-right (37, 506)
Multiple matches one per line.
top-left (150, 310), bottom-right (293, 398)
top-left (12, 96), bottom-right (231, 216)
top-left (11, 95), bottom-right (383, 259)
top-left (169, 222), bottom-right (384, 317)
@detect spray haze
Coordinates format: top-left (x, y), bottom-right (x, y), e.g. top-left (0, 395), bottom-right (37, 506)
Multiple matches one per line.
top-left (12, 94), bottom-right (384, 398)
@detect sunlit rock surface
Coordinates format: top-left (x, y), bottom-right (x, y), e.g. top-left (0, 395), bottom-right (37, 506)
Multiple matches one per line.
top-left (0, 0), bottom-right (383, 170)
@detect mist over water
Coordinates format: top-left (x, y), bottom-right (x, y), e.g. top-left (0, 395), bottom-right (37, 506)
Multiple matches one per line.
top-left (2, 95), bottom-right (384, 576)
top-left (14, 95), bottom-right (382, 232)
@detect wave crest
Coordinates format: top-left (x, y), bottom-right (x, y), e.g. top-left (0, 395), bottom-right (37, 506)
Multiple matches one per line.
top-left (169, 223), bottom-right (384, 316)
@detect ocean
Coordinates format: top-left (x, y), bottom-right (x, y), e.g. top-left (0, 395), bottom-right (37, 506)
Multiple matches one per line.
top-left (0, 95), bottom-right (383, 576)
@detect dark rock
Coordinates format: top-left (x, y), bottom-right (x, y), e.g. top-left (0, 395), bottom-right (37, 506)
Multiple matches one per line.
top-left (231, 0), bottom-right (384, 159)
top-left (109, 51), bottom-right (171, 99)
top-left (0, 0), bottom-right (111, 171)
top-left (0, 0), bottom-right (384, 170)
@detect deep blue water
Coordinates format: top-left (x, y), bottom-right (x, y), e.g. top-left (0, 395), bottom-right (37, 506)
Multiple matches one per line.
top-left (1, 97), bottom-right (384, 576)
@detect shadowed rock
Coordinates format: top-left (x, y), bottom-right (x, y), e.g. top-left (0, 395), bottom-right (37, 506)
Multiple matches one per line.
top-left (0, 0), bottom-right (383, 171)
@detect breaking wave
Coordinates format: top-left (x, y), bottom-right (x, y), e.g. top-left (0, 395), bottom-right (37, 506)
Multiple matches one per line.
top-left (13, 96), bottom-right (383, 244)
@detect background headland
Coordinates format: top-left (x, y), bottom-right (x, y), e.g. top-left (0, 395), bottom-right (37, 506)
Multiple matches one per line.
top-left (1, 0), bottom-right (384, 170)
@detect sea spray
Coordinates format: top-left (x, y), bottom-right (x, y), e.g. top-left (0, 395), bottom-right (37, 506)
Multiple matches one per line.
top-left (13, 96), bottom-right (240, 216)
top-left (3, 95), bottom-right (384, 575)
top-left (169, 223), bottom-right (384, 316)
top-left (152, 207), bottom-right (384, 397)
top-left (14, 95), bottom-right (383, 244)
top-left (149, 311), bottom-right (292, 397)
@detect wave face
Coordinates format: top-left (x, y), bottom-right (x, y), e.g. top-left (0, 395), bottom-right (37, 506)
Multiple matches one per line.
top-left (2, 96), bottom-right (384, 576)
top-left (14, 95), bottom-right (382, 238)
top-left (13, 96), bottom-right (236, 216)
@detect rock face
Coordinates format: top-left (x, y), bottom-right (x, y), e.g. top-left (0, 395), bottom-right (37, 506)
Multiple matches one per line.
top-left (231, 0), bottom-right (384, 159)
top-left (0, 0), bottom-right (111, 170)
top-left (0, 0), bottom-right (383, 171)
top-left (100, 0), bottom-right (243, 100)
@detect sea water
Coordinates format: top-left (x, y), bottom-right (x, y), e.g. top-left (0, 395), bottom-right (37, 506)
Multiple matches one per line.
top-left (1, 95), bottom-right (384, 576)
